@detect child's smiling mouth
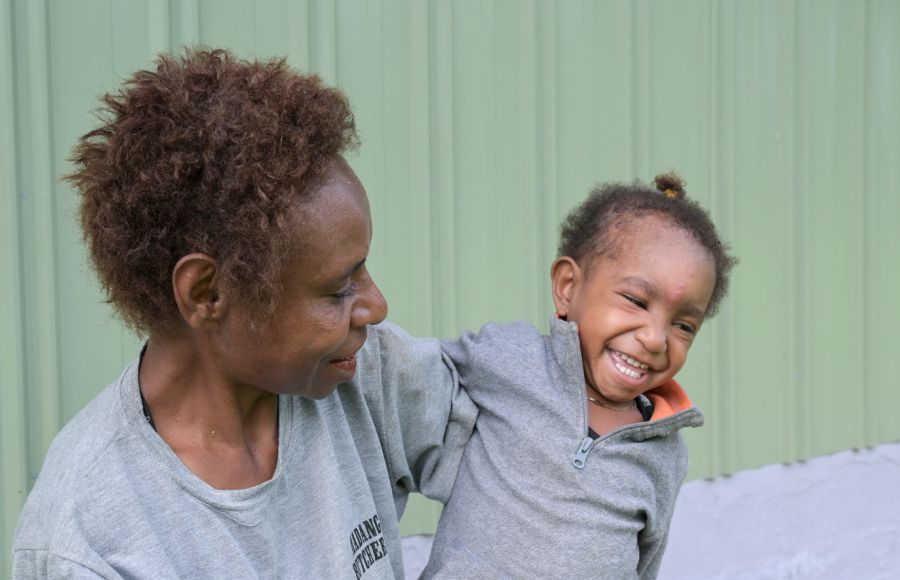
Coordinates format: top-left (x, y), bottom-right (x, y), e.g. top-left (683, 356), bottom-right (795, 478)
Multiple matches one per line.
top-left (608, 349), bottom-right (649, 381)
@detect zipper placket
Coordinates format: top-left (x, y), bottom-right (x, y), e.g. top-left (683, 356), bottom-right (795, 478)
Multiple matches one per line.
top-left (572, 436), bottom-right (593, 468)
top-left (564, 320), bottom-right (597, 470)
top-left (571, 411), bottom-right (693, 469)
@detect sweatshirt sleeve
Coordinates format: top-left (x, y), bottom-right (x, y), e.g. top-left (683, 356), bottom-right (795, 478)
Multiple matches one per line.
top-left (636, 528), bottom-right (670, 579)
top-left (438, 330), bottom-right (479, 389)
top-left (637, 435), bottom-right (690, 579)
top-left (356, 322), bottom-right (478, 507)
top-left (439, 321), bottom-right (539, 403)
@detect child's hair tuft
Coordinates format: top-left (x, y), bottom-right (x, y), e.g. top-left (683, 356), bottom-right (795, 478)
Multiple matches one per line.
top-left (653, 172), bottom-right (686, 200)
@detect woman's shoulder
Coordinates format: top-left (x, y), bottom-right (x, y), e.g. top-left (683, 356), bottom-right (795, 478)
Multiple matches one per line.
top-left (48, 363), bottom-right (139, 463)
top-left (14, 364), bottom-right (140, 556)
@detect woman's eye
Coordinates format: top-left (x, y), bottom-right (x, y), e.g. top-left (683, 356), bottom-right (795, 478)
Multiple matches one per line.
top-left (332, 283), bottom-right (357, 301)
top-left (623, 294), bottom-right (646, 309)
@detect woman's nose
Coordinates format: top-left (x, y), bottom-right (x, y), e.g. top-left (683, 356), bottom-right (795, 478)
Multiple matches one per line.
top-left (352, 274), bottom-right (388, 328)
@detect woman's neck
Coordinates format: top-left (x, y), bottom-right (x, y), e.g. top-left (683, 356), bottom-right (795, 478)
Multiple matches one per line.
top-left (139, 332), bottom-right (279, 489)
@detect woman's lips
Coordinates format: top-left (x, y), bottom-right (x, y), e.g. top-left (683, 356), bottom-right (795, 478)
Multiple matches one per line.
top-left (329, 354), bottom-right (357, 375)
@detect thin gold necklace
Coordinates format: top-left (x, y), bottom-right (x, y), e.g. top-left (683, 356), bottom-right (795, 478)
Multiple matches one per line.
top-left (586, 387), bottom-right (636, 412)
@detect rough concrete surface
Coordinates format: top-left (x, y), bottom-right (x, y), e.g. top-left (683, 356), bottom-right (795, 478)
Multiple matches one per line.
top-left (402, 442), bottom-right (900, 579)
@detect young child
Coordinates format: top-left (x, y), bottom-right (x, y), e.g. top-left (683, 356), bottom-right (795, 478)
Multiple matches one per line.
top-left (422, 174), bottom-right (736, 579)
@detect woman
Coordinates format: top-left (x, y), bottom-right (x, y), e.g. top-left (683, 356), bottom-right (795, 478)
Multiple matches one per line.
top-left (13, 49), bottom-right (476, 579)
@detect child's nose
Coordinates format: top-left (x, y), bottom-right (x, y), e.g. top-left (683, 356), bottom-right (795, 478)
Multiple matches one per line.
top-left (635, 319), bottom-right (667, 354)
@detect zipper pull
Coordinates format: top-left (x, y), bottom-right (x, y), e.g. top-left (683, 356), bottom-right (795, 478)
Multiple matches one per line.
top-left (572, 437), bottom-right (593, 469)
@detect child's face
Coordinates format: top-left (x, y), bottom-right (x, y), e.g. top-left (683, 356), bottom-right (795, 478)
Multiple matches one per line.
top-left (552, 217), bottom-right (716, 402)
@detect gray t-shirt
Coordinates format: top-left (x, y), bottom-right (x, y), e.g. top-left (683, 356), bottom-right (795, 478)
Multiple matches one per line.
top-left (13, 322), bottom-right (477, 579)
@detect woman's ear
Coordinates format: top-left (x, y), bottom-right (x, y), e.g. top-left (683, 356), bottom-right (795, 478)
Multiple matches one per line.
top-left (172, 254), bottom-right (226, 328)
top-left (550, 256), bottom-right (581, 320)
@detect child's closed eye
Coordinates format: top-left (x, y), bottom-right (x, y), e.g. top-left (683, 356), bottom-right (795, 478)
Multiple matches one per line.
top-left (674, 321), bottom-right (696, 335)
top-left (621, 294), bottom-right (647, 309)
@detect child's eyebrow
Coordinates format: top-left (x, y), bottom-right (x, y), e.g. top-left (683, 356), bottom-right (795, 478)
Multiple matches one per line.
top-left (621, 276), bottom-right (658, 297)
top-left (621, 276), bottom-right (707, 319)
top-left (681, 304), bottom-right (706, 320)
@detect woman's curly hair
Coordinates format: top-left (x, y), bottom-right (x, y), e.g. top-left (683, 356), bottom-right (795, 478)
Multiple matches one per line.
top-left (68, 48), bottom-right (359, 334)
top-left (558, 173), bottom-right (737, 318)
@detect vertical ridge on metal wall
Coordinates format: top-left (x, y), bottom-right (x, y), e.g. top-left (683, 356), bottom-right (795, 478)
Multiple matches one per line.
top-left (280, 0), bottom-right (312, 66)
top-left (864, 0), bottom-right (900, 447)
top-left (706, 0), bottom-right (729, 478)
top-left (862, 0), bottom-right (875, 449)
top-left (428, 0), bottom-right (457, 339)
top-left (0, 2), bottom-right (28, 575)
top-left (451, 1), bottom-right (495, 331)
top-left (381, 0), bottom-right (435, 337)
top-left (20, 0), bottom-right (62, 486)
top-left (534, 0), bottom-right (556, 322)
top-left (807, 0), bottom-right (865, 459)
top-left (308, 0), bottom-right (337, 85)
top-left (146, 0), bottom-right (172, 55)
top-left (630, 0), bottom-right (649, 180)
top-left (173, 0), bottom-right (199, 48)
top-left (792, 0), bottom-right (813, 464)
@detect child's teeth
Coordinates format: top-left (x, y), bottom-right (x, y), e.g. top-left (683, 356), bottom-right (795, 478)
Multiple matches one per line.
top-left (617, 351), bottom-right (649, 370)
top-left (614, 362), bottom-right (642, 379)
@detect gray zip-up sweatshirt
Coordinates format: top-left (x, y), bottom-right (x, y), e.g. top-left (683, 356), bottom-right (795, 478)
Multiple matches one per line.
top-left (423, 319), bottom-right (704, 579)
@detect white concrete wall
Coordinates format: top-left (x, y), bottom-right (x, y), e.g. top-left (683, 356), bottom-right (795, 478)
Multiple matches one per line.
top-left (402, 442), bottom-right (900, 579)
top-left (659, 442), bottom-right (900, 580)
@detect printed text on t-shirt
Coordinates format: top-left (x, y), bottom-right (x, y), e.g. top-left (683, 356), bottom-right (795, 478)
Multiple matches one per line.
top-left (350, 514), bottom-right (386, 579)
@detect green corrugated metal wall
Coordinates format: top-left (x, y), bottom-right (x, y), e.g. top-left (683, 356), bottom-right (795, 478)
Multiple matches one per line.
top-left (2, 0), bottom-right (899, 573)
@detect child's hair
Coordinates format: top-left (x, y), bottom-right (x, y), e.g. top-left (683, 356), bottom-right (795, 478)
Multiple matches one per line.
top-left (558, 173), bottom-right (737, 317)
top-left (68, 48), bottom-right (358, 334)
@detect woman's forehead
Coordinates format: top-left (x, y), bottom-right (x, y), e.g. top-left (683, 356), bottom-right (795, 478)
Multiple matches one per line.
top-left (283, 163), bottom-right (372, 283)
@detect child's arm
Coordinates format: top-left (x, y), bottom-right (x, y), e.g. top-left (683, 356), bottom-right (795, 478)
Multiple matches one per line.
top-left (439, 321), bottom-right (541, 401)
top-left (638, 527), bottom-right (671, 579)
top-left (352, 321), bottom-right (479, 506)
top-left (636, 440), bottom-right (690, 579)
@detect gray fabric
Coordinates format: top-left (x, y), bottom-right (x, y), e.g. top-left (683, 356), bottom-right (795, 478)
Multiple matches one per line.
top-left (13, 322), bottom-right (477, 580)
top-left (423, 318), bottom-right (704, 580)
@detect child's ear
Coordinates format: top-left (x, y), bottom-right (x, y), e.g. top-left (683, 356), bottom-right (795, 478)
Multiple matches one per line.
top-left (172, 253), bottom-right (227, 329)
top-left (551, 256), bottom-right (581, 319)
